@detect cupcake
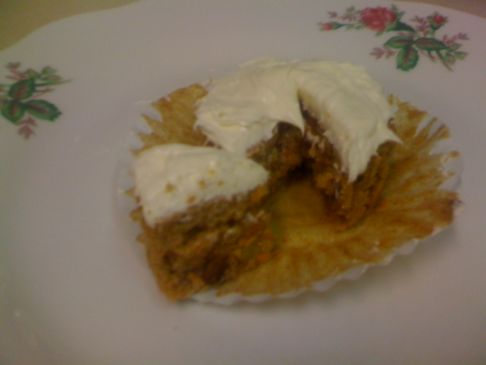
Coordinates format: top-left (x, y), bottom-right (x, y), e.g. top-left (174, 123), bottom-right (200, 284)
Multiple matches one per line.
top-left (129, 59), bottom-right (460, 303)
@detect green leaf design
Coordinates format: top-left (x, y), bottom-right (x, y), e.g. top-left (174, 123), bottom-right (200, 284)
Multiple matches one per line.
top-left (384, 35), bottom-right (414, 49)
top-left (8, 79), bottom-right (35, 100)
top-left (414, 37), bottom-right (448, 51)
top-left (41, 66), bottom-right (56, 75)
top-left (1, 99), bottom-right (26, 123)
top-left (25, 99), bottom-right (61, 121)
top-left (391, 4), bottom-right (400, 14)
top-left (448, 43), bottom-right (461, 51)
top-left (388, 21), bottom-right (415, 32)
top-left (396, 46), bottom-right (419, 71)
top-left (45, 74), bottom-right (62, 83)
top-left (444, 54), bottom-right (456, 65)
top-left (25, 69), bottom-right (39, 79)
top-left (454, 51), bottom-right (467, 60)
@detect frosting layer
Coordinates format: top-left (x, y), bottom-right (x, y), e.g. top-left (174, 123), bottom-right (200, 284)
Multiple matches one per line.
top-left (195, 59), bottom-right (399, 181)
top-left (134, 144), bottom-right (268, 226)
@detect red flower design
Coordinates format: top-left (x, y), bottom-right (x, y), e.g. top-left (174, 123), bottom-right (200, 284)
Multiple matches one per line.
top-left (318, 6), bottom-right (469, 71)
top-left (360, 7), bottom-right (397, 32)
top-left (427, 13), bottom-right (447, 29)
top-left (319, 21), bottom-right (340, 31)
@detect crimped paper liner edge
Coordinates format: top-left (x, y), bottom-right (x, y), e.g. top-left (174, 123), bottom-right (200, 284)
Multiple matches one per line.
top-left (191, 119), bottom-right (462, 305)
top-left (119, 103), bottom-right (462, 306)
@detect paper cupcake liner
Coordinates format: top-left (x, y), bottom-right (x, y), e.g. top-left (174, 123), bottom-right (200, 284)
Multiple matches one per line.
top-left (191, 98), bottom-right (462, 305)
top-left (120, 86), bottom-right (461, 305)
top-left (192, 240), bottom-right (421, 305)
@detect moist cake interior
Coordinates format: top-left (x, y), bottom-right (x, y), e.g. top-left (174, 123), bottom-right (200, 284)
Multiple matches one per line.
top-left (131, 84), bottom-right (458, 301)
top-left (131, 84), bottom-right (397, 300)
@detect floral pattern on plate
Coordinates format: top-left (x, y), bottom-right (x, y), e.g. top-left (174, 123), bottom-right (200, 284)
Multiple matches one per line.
top-left (0, 62), bottom-right (68, 139)
top-left (319, 5), bottom-right (469, 71)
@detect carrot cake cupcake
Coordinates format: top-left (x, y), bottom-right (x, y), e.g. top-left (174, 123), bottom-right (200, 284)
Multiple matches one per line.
top-left (130, 59), bottom-right (459, 302)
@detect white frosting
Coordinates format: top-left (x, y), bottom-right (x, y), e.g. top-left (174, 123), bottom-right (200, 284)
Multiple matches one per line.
top-left (134, 144), bottom-right (268, 226)
top-left (135, 59), bottom-right (400, 225)
top-left (195, 59), bottom-right (399, 181)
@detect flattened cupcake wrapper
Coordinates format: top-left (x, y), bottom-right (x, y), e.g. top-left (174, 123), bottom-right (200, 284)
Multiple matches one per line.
top-left (193, 240), bottom-right (420, 305)
top-left (122, 86), bottom-right (461, 305)
top-left (190, 97), bottom-right (461, 305)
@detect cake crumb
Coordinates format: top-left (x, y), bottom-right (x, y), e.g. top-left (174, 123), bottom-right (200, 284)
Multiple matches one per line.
top-left (198, 179), bottom-right (207, 189)
top-left (165, 183), bottom-right (176, 193)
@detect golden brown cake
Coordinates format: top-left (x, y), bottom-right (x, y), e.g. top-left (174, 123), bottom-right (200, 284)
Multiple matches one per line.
top-left (130, 60), bottom-right (459, 302)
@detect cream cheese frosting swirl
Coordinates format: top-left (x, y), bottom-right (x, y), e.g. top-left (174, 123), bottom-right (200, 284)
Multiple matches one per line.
top-left (195, 58), bottom-right (399, 181)
top-left (134, 59), bottom-right (400, 225)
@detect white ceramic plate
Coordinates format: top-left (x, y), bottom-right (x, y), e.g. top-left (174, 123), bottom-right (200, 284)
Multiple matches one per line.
top-left (1, 1), bottom-right (485, 364)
